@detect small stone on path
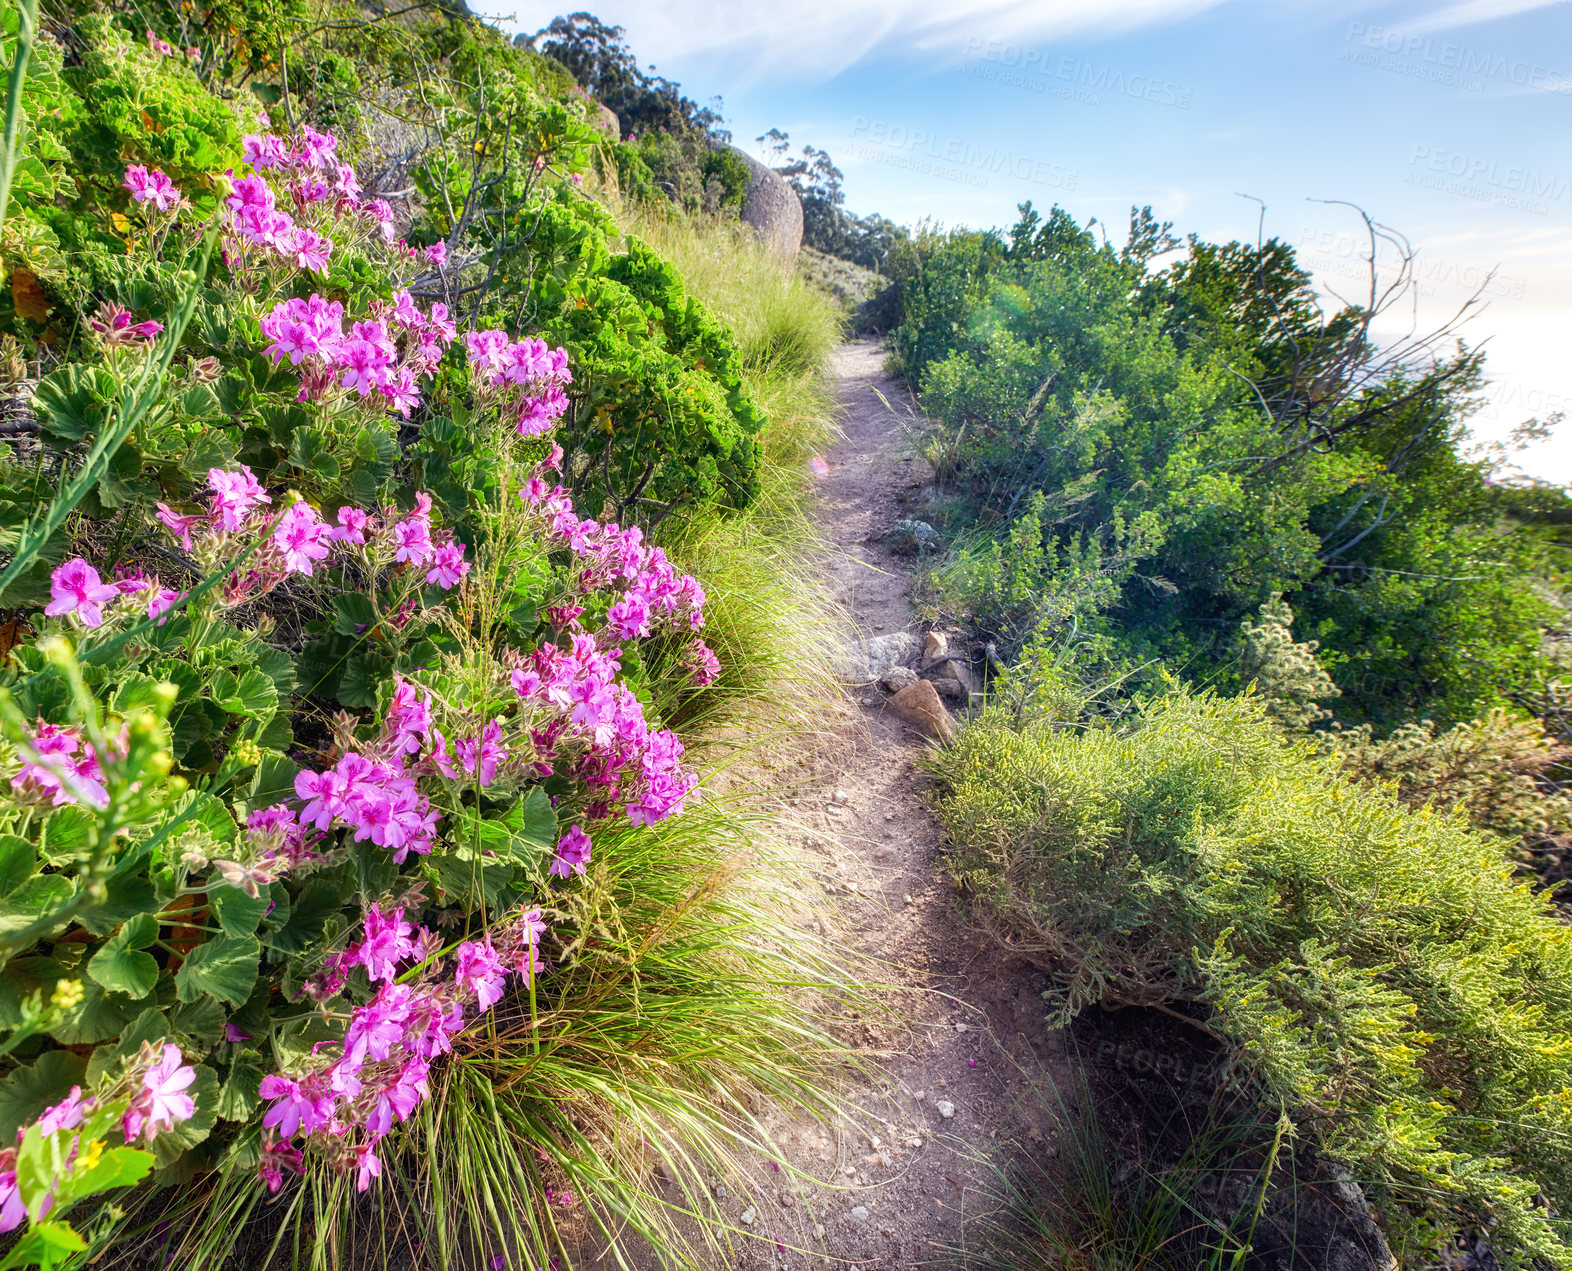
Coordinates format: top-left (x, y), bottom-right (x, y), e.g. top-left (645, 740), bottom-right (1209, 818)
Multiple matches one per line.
top-left (935, 1100), bottom-right (955, 1119)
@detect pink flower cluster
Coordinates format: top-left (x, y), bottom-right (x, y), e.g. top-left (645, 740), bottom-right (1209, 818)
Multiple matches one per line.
top-left (463, 330), bottom-right (573, 436)
top-left (122, 165), bottom-right (180, 211)
top-left (219, 126), bottom-right (396, 279)
top-left (8, 720), bottom-right (115, 809)
top-left (508, 629), bottom-right (700, 826)
top-left (259, 902), bottom-right (547, 1192)
top-left (260, 290), bottom-right (457, 417)
top-left (44, 559), bottom-right (182, 630)
top-left (519, 458), bottom-right (718, 686)
top-left (89, 302), bottom-right (165, 347)
top-left (0, 1044), bottom-right (197, 1233)
top-left (295, 750), bottom-right (440, 865)
top-left (152, 466), bottom-right (467, 608)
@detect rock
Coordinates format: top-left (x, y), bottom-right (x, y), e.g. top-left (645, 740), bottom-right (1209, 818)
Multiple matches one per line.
top-left (928, 676), bottom-right (968, 705)
top-left (714, 1182), bottom-right (728, 1200)
top-left (731, 148), bottom-right (802, 262)
top-left (779, 1191), bottom-right (795, 1208)
top-left (740, 1207), bottom-right (756, 1226)
top-left (928, 657), bottom-right (974, 693)
top-left (848, 1205), bottom-right (870, 1224)
top-left (879, 665), bottom-right (918, 693)
top-left (889, 680), bottom-right (956, 742)
top-left (935, 1100), bottom-right (955, 1119)
top-left (887, 519), bottom-right (940, 556)
top-left (923, 631), bottom-right (948, 664)
top-left (833, 630), bottom-right (919, 684)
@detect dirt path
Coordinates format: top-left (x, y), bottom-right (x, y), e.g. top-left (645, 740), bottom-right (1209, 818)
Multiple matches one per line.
top-left (714, 342), bottom-right (1067, 1271)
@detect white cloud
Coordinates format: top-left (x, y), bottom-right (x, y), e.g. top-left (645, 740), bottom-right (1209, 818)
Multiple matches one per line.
top-left (487, 0), bottom-right (1228, 84)
top-left (1408, 0), bottom-right (1565, 31)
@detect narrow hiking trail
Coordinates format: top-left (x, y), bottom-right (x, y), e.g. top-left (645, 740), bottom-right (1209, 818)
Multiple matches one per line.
top-left (717, 341), bottom-right (1069, 1270)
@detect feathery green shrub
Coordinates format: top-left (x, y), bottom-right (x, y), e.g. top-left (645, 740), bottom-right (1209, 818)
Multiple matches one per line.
top-left (929, 686), bottom-right (1572, 1266)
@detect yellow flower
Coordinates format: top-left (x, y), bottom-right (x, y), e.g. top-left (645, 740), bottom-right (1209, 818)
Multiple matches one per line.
top-left (74, 1139), bottom-right (105, 1176)
top-left (51, 979), bottom-right (84, 1012)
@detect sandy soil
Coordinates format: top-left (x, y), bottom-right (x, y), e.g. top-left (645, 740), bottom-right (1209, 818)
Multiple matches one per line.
top-left (691, 340), bottom-right (1069, 1271)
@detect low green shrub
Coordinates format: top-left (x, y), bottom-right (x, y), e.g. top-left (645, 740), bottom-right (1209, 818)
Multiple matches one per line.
top-left (929, 686), bottom-right (1572, 1266)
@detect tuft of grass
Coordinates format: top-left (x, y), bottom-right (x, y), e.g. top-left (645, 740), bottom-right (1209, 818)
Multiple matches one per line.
top-left (103, 794), bottom-right (862, 1271)
top-left (966, 1069), bottom-right (1286, 1271)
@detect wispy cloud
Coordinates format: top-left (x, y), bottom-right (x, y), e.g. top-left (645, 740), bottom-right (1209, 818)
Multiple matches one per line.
top-left (1409, 0), bottom-right (1564, 32)
top-left (495, 0), bottom-right (1227, 83)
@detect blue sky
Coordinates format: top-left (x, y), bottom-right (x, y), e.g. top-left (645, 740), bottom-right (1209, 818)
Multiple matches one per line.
top-left (476, 0), bottom-right (1572, 484)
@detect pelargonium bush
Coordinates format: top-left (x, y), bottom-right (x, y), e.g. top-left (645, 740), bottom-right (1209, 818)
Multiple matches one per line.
top-left (0, 120), bottom-right (727, 1251)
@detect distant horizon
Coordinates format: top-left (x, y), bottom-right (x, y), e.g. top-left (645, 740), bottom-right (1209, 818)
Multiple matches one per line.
top-left (480, 0), bottom-right (1572, 486)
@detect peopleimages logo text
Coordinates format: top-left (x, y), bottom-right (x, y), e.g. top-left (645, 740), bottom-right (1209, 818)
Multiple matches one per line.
top-left (1345, 21), bottom-right (1572, 93)
top-left (849, 118), bottom-right (1079, 190)
top-left (958, 37), bottom-right (1193, 109)
top-left (1408, 144), bottom-right (1571, 214)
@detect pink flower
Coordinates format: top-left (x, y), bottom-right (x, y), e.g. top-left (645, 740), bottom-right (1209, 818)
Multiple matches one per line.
top-left (550, 825), bottom-right (592, 879)
top-left (354, 1142), bottom-right (382, 1192)
top-left (122, 1043), bottom-right (197, 1143)
top-left (45, 559), bottom-right (121, 628)
top-left (283, 227), bottom-right (332, 273)
top-left (335, 334), bottom-right (393, 396)
top-left (242, 134), bottom-right (289, 169)
top-left (259, 1073), bottom-right (333, 1138)
top-left (208, 465), bottom-right (270, 530)
top-left (686, 640), bottom-right (720, 687)
top-left (146, 587), bottom-right (182, 622)
top-left (454, 720), bottom-right (506, 786)
top-left (329, 506), bottom-right (371, 545)
top-left (388, 290), bottom-right (423, 328)
top-left (425, 541), bottom-right (469, 590)
top-left (273, 501), bottom-right (332, 575)
top-left (259, 1137), bottom-right (303, 1193)
top-left (392, 516), bottom-right (434, 567)
top-left (0, 1164), bottom-right (23, 1233)
top-left (358, 903), bottom-right (416, 983)
top-left (454, 938), bottom-right (508, 1009)
top-left (37, 1087), bottom-right (90, 1137)
top-left (425, 242), bottom-right (447, 267)
top-left (383, 367), bottom-right (421, 418)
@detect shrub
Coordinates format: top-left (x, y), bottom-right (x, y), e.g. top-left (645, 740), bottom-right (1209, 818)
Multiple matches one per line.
top-left (929, 686), bottom-right (1572, 1266)
top-left (0, 97), bottom-right (845, 1267)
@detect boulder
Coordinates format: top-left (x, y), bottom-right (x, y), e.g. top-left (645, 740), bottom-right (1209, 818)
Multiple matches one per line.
top-left (927, 657), bottom-right (974, 694)
top-left (928, 677), bottom-right (969, 705)
top-left (731, 148), bottom-right (802, 263)
top-left (879, 666), bottom-right (919, 693)
top-left (833, 630), bottom-right (919, 685)
top-left (592, 103), bottom-right (620, 140)
top-left (889, 680), bottom-right (956, 743)
top-left (887, 519), bottom-right (940, 556)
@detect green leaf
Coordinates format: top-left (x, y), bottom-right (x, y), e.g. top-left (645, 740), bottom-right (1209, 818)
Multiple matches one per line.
top-left (210, 885), bottom-right (268, 937)
top-left (0, 1220), bottom-right (88, 1269)
top-left (38, 807), bottom-right (93, 863)
top-left (0, 875), bottom-right (71, 940)
top-left (331, 592), bottom-right (376, 636)
top-left (62, 1143), bottom-right (154, 1199)
top-left (48, 978), bottom-right (135, 1045)
top-left (271, 878), bottom-right (342, 954)
top-left (249, 751), bottom-right (300, 809)
top-left (0, 834), bottom-right (36, 895)
top-left (210, 668), bottom-right (278, 720)
top-left (0, 1052), bottom-right (86, 1143)
top-left (454, 788), bottom-right (558, 866)
top-left (31, 364), bottom-right (114, 445)
top-left (338, 653), bottom-right (392, 709)
top-left (168, 995), bottom-right (227, 1047)
top-left (86, 914), bottom-right (161, 1000)
top-left (217, 1055), bottom-right (264, 1121)
top-left (87, 1007), bottom-right (172, 1085)
top-left (174, 934), bottom-right (260, 1008)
